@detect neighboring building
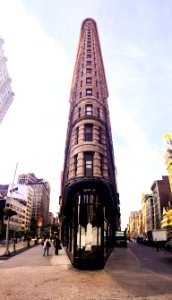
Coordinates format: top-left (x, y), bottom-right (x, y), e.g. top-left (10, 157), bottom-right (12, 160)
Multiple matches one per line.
top-left (0, 183), bottom-right (33, 233)
top-left (150, 176), bottom-right (172, 229)
top-left (128, 211), bottom-right (140, 240)
top-left (7, 183), bottom-right (34, 232)
top-left (141, 193), bottom-right (154, 235)
top-left (18, 173), bottom-right (50, 226)
top-left (0, 184), bottom-right (8, 197)
top-left (59, 18), bottom-right (120, 268)
top-left (138, 209), bottom-right (142, 236)
top-left (0, 196), bottom-right (6, 238)
top-left (0, 37), bottom-right (14, 124)
top-left (48, 212), bottom-right (54, 225)
top-left (141, 193), bottom-right (146, 235)
top-left (161, 206), bottom-right (172, 231)
top-left (164, 134), bottom-right (172, 195)
top-left (4, 197), bottom-right (26, 233)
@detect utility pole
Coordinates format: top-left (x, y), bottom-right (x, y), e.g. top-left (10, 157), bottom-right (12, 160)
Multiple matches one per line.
top-left (3, 163), bottom-right (18, 256)
top-left (3, 208), bottom-right (17, 256)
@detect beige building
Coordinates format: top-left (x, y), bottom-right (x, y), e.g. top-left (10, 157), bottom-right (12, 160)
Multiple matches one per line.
top-left (0, 37), bottom-right (14, 124)
top-left (129, 211), bottom-right (140, 240)
top-left (18, 173), bottom-right (50, 226)
top-left (141, 193), bottom-right (154, 235)
top-left (4, 197), bottom-right (26, 233)
top-left (5, 183), bottom-right (34, 232)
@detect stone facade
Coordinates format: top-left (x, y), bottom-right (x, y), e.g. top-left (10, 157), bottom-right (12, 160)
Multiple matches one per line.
top-left (59, 19), bottom-right (120, 268)
top-left (61, 18), bottom-right (119, 208)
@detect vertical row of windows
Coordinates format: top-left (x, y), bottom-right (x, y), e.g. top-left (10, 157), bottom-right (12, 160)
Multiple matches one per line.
top-left (80, 30), bottom-right (99, 99)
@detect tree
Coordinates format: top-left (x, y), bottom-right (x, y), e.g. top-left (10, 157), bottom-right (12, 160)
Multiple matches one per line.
top-left (3, 207), bottom-right (17, 219)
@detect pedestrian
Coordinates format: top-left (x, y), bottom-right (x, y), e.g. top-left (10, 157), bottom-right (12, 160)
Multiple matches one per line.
top-left (43, 236), bottom-right (51, 256)
top-left (54, 235), bottom-right (61, 255)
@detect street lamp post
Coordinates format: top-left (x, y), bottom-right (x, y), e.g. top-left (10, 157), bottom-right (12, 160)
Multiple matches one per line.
top-left (3, 208), bottom-right (17, 256)
top-left (3, 216), bottom-right (10, 256)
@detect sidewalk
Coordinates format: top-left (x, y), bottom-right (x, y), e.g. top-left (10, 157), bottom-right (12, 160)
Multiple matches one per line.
top-left (50, 246), bottom-right (72, 268)
top-left (0, 240), bottom-right (36, 259)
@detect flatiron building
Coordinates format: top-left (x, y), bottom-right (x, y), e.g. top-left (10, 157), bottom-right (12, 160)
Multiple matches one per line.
top-left (59, 18), bottom-right (120, 268)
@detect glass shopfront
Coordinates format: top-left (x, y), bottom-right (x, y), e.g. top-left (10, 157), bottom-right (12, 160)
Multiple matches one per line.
top-left (76, 191), bottom-right (103, 258)
top-left (64, 187), bottom-right (114, 269)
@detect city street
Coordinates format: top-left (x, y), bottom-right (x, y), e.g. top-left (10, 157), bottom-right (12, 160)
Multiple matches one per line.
top-left (0, 242), bottom-right (172, 299)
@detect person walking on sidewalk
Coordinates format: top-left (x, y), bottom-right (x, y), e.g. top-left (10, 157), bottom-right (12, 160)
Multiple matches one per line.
top-left (54, 235), bottom-right (61, 255)
top-left (42, 236), bottom-right (51, 256)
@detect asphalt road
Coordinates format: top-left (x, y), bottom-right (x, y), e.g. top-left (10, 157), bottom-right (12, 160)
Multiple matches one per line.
top-left (128, 242), bottom-right (172, 278)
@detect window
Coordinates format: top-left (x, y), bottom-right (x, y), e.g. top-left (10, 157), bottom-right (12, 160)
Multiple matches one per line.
top-left (100, 154), bottom-right (104, 176)
top-left (97, 107), bottom-right (100, 118)
top-left (84, 152), bottom-right (93, 176)
top-left (78, 107), bottom-right (81, 118)
top-left (80, 92), bottom-right (82, 98)
top-left (80, 81), bottom-right (83, 87)
top-left (86, 89), bottom-right (92, 96)
top-left (76, 127), bottom-right (79, 144)
top-left (87, 49), bottom-right (91, 53)
top-left (74, 154), bottom-right (78, 176)
top-left (86, 68), bottom-right (92, 74)
top-left (85, 104), bottom-right (93, 115)
top-left (86, 77), bottom-right (92, 85)
top-left (99, 127), bottom-right (102, 143)
top-left (87, 54), bottom-right (91, 59)
top-left (97, 92), bottom-right (99, 99)
top-left (86, 61), bottom-right (91, 66)
top-left (85, 124), bottom-right (93, 141)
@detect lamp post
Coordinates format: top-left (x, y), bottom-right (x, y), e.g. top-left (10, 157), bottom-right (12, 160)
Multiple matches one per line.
top-left (3, 215), bottom-right (10, 256)
top-left (3, 208), bottom-right (17, 256)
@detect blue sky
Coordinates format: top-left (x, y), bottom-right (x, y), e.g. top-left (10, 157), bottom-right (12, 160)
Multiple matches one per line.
top-left (0, 0), bottom-right (172, 229)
